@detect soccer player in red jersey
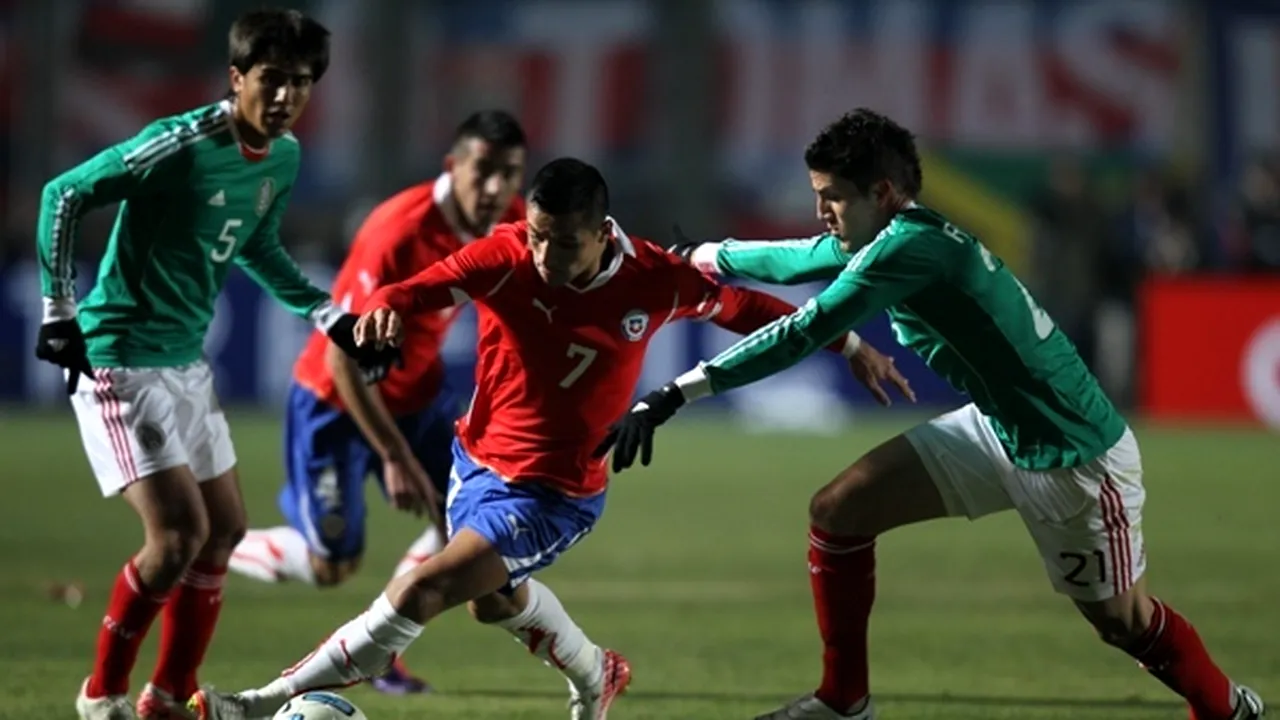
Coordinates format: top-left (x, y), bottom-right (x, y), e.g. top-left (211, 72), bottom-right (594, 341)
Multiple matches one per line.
top-left (190, 158), bottom-right (910, 720)
top-left (228, 111), bottom-right (528, 694)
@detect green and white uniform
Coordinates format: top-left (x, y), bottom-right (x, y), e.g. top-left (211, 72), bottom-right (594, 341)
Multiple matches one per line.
top-left (682, 205), bottom-right (1143, 601)
top-left (37, 100), bottom-right (341, 494)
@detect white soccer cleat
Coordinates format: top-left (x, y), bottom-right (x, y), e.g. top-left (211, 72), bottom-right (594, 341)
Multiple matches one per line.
top-left (753, 694), bottom-right (875, 720)
top-left (185, 688), bottom-right (265, 720)
top-left (567, 649), bottom-right (632, 720)
top-left (136, 683), bottom-right (196, 719)
top-left (1232, 686), bottom-right (1266, 720)
top-left (76, 678), bottom-right (138, 720)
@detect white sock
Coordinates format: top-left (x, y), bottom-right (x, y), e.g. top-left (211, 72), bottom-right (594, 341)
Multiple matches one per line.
top-left (245, 593), bottom-right (423, 712)
top-left (495, 579), bottom-right (603, 693)
top-left (393, 527), bottom-right (446, 579)
top-left (230, 527), bottom-right (316, 585)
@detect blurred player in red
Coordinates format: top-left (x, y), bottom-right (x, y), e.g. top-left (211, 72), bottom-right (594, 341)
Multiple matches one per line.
top-left (191, 158), bottom-right (909, 720)
top-left (228, 110), bottom-right (527, 694)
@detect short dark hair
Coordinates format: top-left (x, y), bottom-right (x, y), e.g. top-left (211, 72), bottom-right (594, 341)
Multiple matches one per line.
top-left (454, 110), bottom-right (527, 151)
top-left (804, 108), bottom-right (923, 197)
top-left (229, 8), bottom-right (331, 82)
top-left (527, 158), bottom-right (609, 224)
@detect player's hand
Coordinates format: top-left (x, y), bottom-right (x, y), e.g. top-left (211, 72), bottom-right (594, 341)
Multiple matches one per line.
top-left (847, 343), bottom-right (916, 407)
top-left (668, 224), bottom-right (702, 262)
top-left (382, 452), bottom-right (436, 518)
top-left (331, 312), bottom-right (402, 383)
top-left (593, 382), bottom-right (686, 473)
top-left (34, 319), bottom-right (93, 395)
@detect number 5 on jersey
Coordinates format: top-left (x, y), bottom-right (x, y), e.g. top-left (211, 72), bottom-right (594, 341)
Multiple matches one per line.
top-left (210, 218), bottom-right (242, 262)
top-left (560, 343), bottom-right (598, 388)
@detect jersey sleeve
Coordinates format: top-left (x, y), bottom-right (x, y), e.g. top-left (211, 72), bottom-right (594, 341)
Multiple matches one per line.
top-left (367, 235), bottom-right (516, 314)
top-left (665, 262), bottom-right (853, 354)
top-left (690, 233), bottom-right (850, 285)
top-left (690, 225), bottom-right (949, 396)
top-left (36, 121), bottom-right (188, 308)
top-left (234, 183), bottom-right (338, 328)
top-left (334, 216), bottom-right (425, 314)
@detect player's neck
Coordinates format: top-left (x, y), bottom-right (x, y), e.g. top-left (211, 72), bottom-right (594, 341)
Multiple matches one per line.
top-left (568, 243), bottom-right (614, 290)
top-left (228, 101), bottom-right (271, 158)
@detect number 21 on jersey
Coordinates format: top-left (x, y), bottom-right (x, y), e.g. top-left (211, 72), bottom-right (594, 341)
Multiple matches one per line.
top-left (943, 222), bottom-right (1055, 340)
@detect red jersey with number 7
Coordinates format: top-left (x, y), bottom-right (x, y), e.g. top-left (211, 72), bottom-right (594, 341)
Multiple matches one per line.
top-left (366, 219), bottom-right (851, 497)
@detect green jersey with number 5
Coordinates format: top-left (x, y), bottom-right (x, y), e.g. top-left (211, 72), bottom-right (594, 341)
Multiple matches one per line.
top-left (36, 100), bottom-right (335, 368)
top-left (700, 205), bottom-right (1126, 470)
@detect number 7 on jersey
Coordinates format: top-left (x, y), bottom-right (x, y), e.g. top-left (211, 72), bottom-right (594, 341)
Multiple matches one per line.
top-left (560, 343), bottom-right (598, 388)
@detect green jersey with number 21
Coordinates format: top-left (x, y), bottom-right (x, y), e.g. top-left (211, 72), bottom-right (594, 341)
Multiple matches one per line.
top-left (700, 205), bottom-right (1126, 470)
top-left (36, 100), bottom-right (334, 368)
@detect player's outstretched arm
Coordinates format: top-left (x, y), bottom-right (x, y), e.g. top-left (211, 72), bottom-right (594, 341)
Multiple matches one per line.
top-left (34, 120), bottom-right (191, 393)
top-left (682, 231), bottom-right (850, 285)
top-left (365, 236), bottom-right (514, 316)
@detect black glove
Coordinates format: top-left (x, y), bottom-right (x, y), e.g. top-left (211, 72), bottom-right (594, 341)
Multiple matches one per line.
top-left (327, 313), bottom-right (402, 383)
top-left (668, 224), bottom-right (702, 263)
top-left (593, 382), bottom-right (686, 473)
top-left (35, 319), bottom-right (93, 395)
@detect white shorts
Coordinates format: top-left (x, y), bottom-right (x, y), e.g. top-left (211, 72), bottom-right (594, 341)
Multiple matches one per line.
top-left (70, 362), bottom-right (237, 496)
top-left (905, 403), bottom-right (1145, 602)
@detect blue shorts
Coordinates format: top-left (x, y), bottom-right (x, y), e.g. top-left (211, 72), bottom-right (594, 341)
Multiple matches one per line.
top-left (279, 382), bottom-right (466, 560)
top-left (446, 439), bottom-right (606, 593)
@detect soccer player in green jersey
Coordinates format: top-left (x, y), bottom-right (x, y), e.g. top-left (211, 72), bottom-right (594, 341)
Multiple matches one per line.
top-left (599, 110), bottom-right (1265, 720)
top-left (32, 9), bottom-right (394, 720)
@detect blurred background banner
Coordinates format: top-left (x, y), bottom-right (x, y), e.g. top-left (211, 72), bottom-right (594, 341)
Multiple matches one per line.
top-left (1, 0), bottom-right (1277, 429)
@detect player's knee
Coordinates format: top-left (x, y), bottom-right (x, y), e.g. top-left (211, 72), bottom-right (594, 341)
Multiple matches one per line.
top-left (467, 592), bottom-right (521, 624)
top-left (809, 469), bottom-right (870, 534)
top-left (1075, 587), bottom-right (1153, 650)
top-left (311, 556), bottom-right (360, 588)
top-left (149, 525), bottom-right (208, 575)
top-left (204, 507), bottom-right (247, 552)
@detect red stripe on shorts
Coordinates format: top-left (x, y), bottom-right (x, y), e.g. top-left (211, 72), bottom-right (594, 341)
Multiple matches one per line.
top-left (1099, 477), bottom-right (1131, 593)
top-left (94, 369), bottom-right (138, 484)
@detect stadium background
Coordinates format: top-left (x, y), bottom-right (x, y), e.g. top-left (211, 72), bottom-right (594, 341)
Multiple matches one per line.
top-left (0, 2), bottom-right (1277, 719)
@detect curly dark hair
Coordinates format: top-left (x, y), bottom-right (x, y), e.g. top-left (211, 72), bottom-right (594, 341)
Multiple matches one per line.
top-left (804, 108), bottom-right (923, 197)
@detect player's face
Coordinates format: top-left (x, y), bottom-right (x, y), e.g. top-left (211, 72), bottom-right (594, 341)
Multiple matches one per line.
top-left (230, 61), bottom-right (315, 141)
top-left (809, 170), bottom-right (887, 252)
top-left (448, 139), bottom-right (527, 233)
top-left (526, 204), bottom-right (609, 288)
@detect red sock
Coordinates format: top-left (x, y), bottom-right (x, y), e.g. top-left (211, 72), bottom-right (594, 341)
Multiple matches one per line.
top-left (1127, 598), bottom-right (1236, 720)
top-left (152, 560), bottom-right (227, 700)
top-left (85, 560), bottom-right (170, 698)
top-left (809, 526), bottom-right (877, 714)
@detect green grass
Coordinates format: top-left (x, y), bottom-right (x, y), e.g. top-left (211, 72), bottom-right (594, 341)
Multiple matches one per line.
top-left (1, 410), bottom-right (1277, 719)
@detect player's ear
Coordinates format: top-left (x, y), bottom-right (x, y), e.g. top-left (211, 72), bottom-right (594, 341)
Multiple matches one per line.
top-left (228, 66), bottom-right (245, 96)
top-left (443, 153), bottom-right (455, 173)
top-left (872, 179), bottom-right (896, 209)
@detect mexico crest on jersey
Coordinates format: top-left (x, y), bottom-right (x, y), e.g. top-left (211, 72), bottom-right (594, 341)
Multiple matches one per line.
top-left (255, 177), bottom-right (275, 217)
top-left (622, 309), bottom-right (649, 342)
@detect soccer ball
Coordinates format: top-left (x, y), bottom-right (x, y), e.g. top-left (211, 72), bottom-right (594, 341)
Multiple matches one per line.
top-left (272, 691), bottom-right (368, 720)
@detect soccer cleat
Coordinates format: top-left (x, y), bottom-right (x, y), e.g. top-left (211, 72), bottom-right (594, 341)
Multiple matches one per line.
top-left (185, 689), bottom-right (255, 720)
top-left (76, 678), bottom-right (138, 720)
top-left (568, 649), bottom-right (631, 720)
top-left (368, 656), bottom-right (433, 695)
top-left (752, 694), bottom-right (875, 720)
top-left (1231, 686), bottom-right (1266, 720)
top-left (136, 683), bottom-right (196, 719)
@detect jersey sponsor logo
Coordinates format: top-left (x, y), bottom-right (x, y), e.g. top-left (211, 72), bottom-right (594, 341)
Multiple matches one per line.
top-left (621, 309), bottom-right (649, 341)
top-left (135, 422), bottom-right (165, 453)
top-left (255, 177), bottom-right (275, 217)
top-left (208, 190), bottom-right (226, 207)
top-left (1242, 317), bottom-right (1280, 428)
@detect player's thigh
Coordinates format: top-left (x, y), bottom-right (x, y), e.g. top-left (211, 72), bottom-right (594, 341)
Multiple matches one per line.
top-left (120, 464), bottom-right (209, 557)
top-left (893, 403), bottom-right (1020, 525)
top-left (196, 467), bottom-right (247, 548)
top-left (1014, 427), bottom-right (1146, 604)
top-left (387, 528), bottom-right (512, 621)
top-left (165, 362), bottom-right (237, 483)
top-left (278, 390), bottom-right (373, 565)
top-left (445, 439), bottom-right (605, 593)
top-left (812, 433), bottom-right (950, 536)
top-left (69, 367), bottom-right (192, 496)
